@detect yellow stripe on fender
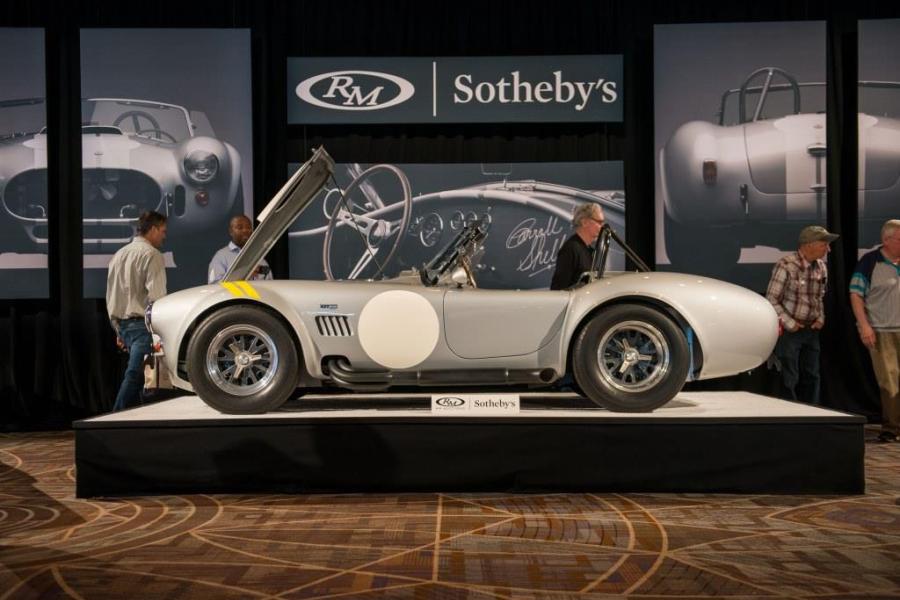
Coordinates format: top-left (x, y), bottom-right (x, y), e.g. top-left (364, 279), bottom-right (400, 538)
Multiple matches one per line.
top-left (221, 282), bottom-right (244, 297)
top-left (234, 281), bottom-right (261, 300)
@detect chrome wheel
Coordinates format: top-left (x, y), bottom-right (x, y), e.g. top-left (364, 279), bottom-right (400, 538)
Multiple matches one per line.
top-left (205, 324), bottom-right (279, 396)
top-left (597, 320), bottom-right (671, 393)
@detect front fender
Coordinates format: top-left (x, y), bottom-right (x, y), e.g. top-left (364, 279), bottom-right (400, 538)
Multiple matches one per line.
top-left (169, 137), bottom-right (242, 231)
top-left (151, 280), bottom-right (317, 391)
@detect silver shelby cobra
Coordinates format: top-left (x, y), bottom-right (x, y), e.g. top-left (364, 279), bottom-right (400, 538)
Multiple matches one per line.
top-left (661, 67), bottom-right (900, 270)
top-left (0, 98), bottom-right (243, 255)
top-left (148, 147), bottom-right (778, 414)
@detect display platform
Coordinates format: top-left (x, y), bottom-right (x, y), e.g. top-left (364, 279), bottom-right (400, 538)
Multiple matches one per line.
top-left (74, 391), bottom-right (866, 497)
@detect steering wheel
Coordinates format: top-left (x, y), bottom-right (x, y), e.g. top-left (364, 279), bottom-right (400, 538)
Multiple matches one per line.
top-left (738, 67), bottom-right (801, 124)
top-left (134, 128), bottom-right (177, 143)
top-left (322, 165), bottom-right (412, 280)
top-left (113, 110), bottom-right (162, 134)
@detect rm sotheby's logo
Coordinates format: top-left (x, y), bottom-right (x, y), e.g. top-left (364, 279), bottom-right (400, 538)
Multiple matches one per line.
top-left (296, 70), bottom-right (415, 111)
top-left (431, 394), bottom-right (520, 414)
top-left (435, 396), bottom-right (466, 408)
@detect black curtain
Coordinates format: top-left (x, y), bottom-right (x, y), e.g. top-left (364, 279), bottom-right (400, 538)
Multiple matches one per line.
top-left (1, 0), bottom-right (897, 429)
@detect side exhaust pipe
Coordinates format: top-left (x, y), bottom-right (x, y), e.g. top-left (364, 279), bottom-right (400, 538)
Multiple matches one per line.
top-left (324, 357), bottom-right (557, 390)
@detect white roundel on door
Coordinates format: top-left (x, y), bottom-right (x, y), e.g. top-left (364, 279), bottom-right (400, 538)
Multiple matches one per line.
top-left (358, 290), bottom-right (440, 369)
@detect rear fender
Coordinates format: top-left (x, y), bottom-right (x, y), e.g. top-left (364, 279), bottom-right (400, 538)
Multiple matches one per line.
top-left (563, 294), bottom-right (703, 381)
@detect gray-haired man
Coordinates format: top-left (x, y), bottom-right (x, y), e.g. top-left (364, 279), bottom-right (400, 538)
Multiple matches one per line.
top-left (850, 219), bottom-right (900, 443)
top-left (550, 203), bottom-right (605, 290)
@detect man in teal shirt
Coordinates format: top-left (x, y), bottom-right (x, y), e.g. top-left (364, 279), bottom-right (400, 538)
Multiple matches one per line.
top-left (850, 219), bottom-right (900, 443)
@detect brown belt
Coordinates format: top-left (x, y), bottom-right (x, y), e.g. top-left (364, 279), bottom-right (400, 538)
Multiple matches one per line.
top-left (792, 319), bottom-right (818, 328)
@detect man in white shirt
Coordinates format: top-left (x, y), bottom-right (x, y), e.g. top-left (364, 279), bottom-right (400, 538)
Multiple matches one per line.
top-left (106, 211), bottom-right (168, 411)
top-left (208, 215), bottom-right (272, 283)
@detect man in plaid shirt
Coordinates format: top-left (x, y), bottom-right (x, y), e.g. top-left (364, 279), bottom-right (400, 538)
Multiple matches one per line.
top-left (766, 225), bottom-right (839, 405)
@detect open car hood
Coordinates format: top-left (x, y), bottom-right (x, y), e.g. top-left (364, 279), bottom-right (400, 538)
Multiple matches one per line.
top-left (224, 147), bottom-right (334, 282)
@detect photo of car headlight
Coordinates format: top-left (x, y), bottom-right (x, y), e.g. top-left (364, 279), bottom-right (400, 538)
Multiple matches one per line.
top-left (184, 150), bottom-right (219, 184)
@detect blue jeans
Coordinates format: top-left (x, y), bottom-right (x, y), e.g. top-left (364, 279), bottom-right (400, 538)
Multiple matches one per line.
top-left (114, 319), bottom-right (152, 412)
top-left (774, 328), bottom-right (821, 405)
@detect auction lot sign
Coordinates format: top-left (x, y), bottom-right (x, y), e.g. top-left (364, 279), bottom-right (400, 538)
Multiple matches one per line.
top-left (288, 55), bottom-right (622, 124)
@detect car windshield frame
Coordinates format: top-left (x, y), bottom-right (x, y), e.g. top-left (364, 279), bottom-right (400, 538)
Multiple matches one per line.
top-left (81, 98), bottom-right (195, 142)
top-left (718, 81), bottom-right (824, 126)
top-left (857, 80), bottom-right (900, 119)
top-left (718, 79), bottom-right (900, 125)
top-left (587, 224), bottom-right (650, 283)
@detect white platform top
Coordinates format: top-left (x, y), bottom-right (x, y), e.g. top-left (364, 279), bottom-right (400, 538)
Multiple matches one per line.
top-left (83, 391), bottom-right (860, 424)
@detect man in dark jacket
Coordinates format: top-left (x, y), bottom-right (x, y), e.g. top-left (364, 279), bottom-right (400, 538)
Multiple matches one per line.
top-left (550, 203), bottom-right (605, 290)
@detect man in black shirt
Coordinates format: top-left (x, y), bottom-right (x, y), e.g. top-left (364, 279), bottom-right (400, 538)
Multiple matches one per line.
top-left (550, 203), bottom-right (605, 290)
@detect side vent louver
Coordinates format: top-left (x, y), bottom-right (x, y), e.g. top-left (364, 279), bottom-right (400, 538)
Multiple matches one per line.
top-left (315, 315), bottom-right (353, 337)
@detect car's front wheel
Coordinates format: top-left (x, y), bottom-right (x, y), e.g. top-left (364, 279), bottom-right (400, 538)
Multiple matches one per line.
top-left (186, 305), bottom-right (300, 413)
top-left (572, 304), bottom-right (690, 412)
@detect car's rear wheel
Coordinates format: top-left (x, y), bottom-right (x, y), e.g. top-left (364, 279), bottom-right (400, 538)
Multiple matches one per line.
top-left (186, 305), bottom-right (300, 413)
top-left (572, 304), bottom-right (689, 412)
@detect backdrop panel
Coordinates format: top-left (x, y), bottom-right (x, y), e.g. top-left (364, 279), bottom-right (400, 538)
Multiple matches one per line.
top-left (654, 21), bottom-right (827, 291)
top-left (0, 28), bottom-right (48, 299)
top-left (288, 161), bottom-right (624, 289)
top-left (79, 28), bottom-right (253, 297)
top-left (857, 18), bottom-right (900, 252)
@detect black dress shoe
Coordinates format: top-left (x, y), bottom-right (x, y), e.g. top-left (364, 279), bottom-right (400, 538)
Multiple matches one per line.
top-left (877, 431), bottom-right (899, 443)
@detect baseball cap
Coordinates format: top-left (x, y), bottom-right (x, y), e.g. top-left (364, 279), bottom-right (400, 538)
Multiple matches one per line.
top-left (799, 225), bottom-right (839, 244)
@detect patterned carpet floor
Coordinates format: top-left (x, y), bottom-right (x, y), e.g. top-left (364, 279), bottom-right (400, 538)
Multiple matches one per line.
top-left (1, 430), bottom-right (898, 599)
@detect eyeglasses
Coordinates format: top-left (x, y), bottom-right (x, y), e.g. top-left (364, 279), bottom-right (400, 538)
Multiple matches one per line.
top-left (589, 217), bottom-right (605, 226)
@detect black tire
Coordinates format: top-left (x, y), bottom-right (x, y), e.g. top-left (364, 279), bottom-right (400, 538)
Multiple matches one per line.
top-left (664, 210), bottom-right (740, 274)
top-left (186, 305), bottom-right (300, 413)
top-left (572, 304), bottom-right (690, 412)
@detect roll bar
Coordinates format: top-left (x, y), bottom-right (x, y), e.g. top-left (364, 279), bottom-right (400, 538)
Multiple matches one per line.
top-left (588, 224), bottom-right (650, 281)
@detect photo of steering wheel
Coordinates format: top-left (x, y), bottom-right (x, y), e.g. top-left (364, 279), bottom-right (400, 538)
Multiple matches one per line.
top-left (322, 164), bottom-right (412, 280)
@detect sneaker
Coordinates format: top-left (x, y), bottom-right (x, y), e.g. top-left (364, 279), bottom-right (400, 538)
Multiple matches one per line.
top-left (876, 431), bottom-right (899, 443)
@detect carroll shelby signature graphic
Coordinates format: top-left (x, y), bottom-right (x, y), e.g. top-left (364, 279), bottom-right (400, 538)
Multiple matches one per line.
top-left (506, 215), bottom-right (566, 277)
top-left (286, 160), bottom-right (624, 289)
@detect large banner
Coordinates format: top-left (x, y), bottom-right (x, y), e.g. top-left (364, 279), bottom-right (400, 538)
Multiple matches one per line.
top-left (654, 21), bottom-right (826, 291)
top-left (80, 29), bottom-right (253, 297)
top-left (288, 161), bottom-right (624, 290)
top-left (288, 56), bottom-right (622, 124)
top-left (858, 19), bottom-right (900, 253)
top-left (0, 29), bottom-right (48, 298)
